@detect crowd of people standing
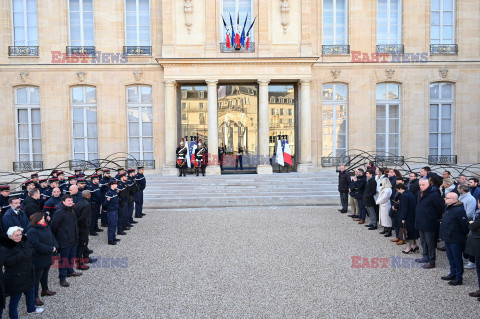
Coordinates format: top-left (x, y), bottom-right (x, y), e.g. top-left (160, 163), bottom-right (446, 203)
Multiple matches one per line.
top-left (338, 162), bottom-right (480, 301)
top-left (0, 166), bottom-right (147, 318)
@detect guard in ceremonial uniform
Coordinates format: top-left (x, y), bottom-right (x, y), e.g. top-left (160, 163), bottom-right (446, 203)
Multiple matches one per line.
top-left (116, 173), bottom-right (129, 235)
top-left (38, 178), bottom-right (50, 208)
top-left (43, 186), bottom-right (61, 222)
top-left (21, 180), bottom-right (36, 202)
top-left (176, 139), bottom-right (187, 177)
top-left (134, 166), bottom-right (146, 218)
top-left (99, 169), bottom-right (112, 227)
top-left (94, 167), bottom-right (103, 179)
top-left (62, 176), bottom-right (77, 194)
top-left (74, 169), bottom-right (83, 177)
top-left (126, 169), bottom-right (139, 226)
top-left (194, 140), bottom-right (208, 176)
top-left (88, 174), bottom-right (103, 236)
top-left (103, 180), bottom-right (120, 245)
top-left (115, 168), bottom-right (126, 181)
top-left (31, 173), bottom-right (40, 189)
top-left (57, 171), bottom-right (67, 190)
top-left (77, 178), bottom-right (87, 192)
top-left (0, 185), bottom-right (11, 217)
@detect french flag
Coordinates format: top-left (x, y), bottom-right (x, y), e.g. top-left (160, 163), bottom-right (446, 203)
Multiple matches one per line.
top-left (187, 141), bottom-right (197, 168)
top-left (283, 140), bottom-right (292, 166)
top-left (275, 140), bottom-right (284, 166)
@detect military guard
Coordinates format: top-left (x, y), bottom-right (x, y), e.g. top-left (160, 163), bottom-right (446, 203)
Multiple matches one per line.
top-left (99, 169), bottom-right (112, 227)
top-left (115, 168), bottom-right (126, 181)
top-left (134, 166), bottom-right (146, 218)
top-left (195, 140), bottom-right (208, 176)
top-left (176, 139), bottom-right (187, 177)
top-left (87, 174), bottom-right (103, 236)
top-left (103, 180), bottom-right (120, 245)
top-left (0, 185), bottom-right (11, 217)
top-left (31, 173), bottom-right (40, 188)
top-left (126, 169), bottom-right (138, 226)
top-left (116, 172), bottom-right (129, 235)
top-left (38, 178), bottom-right (50, 207)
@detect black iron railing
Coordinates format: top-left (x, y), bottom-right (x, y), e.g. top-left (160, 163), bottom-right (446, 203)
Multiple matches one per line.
top-left (123, 46), bottom-right (152, 56)
top-left (428, 155), bottom-right (457, 165)
top-left (376, 44), bottom-right (404, 54)
top-left (430, 44), bottom-right (458, 55)
top-left (13, 161), bottom-right (43, 171)
top-left (321, 156), bottom-right (351, 167)
top-left (322, 45), bottom-right (350, 55)
top-left (66, 46), bottom-right (96, 56)
top-left (8, 46), bottom-right (39, 56)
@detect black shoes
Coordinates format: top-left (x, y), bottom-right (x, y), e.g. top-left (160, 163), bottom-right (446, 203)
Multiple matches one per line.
top-left (117, 231), bottom-right (127, 235)
top-left (365, 224), bottom-right (373, 228)
top-left (384, 231), bottom-right (392, 237)
top-left (368, 226), bottom-right (378, 230)
top-left (90, 231), bottom-right (98, 236)
top-left (108, 241), bottom-right (117, 245)
top-left (348, 214), bottom-right (358, 218)
top-left (379, 228), bottom-right (387, 234)
top-left (95, 228), bottom-right (104, 232)
top-left (441, 275), bottom-right (456, 281)
top-left (448, 279), bottom-right (463, 286)
top-left (114, 238), bottom-right (121, 242)
top-left (131, 221), bottom-right (138, 224)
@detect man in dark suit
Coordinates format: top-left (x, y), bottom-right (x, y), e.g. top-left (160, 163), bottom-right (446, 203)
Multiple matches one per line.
top-left (363, 169), bottom-right (378, 229)
top-left (338, 165), bottom-right (351, 214)
top-left (407, 172), bottom-right (420, 199)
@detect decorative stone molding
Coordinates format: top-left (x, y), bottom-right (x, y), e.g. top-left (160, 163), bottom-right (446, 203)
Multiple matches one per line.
top-left (184, 0), bottom-right (193, 34)
top-left (385, 68), bottom-right (395, 80)
top-left (77, 71), bottom-right (86, 83)
top-left (280, 0), bottom-right (290, 34)
top-left (438, 67), bottom-right (448, 79)
top-left (133, 71), bottom-right (143, 82)
top-left (20, 71), bottom-right (29, 83)
top-left (258, 79), bottom-right (270, 86)
top-left (330, 69), bottom-right (341, 80)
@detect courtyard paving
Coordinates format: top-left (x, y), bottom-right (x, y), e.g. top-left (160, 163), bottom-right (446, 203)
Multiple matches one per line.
top-left (13, 206), bottom-right (480, 318)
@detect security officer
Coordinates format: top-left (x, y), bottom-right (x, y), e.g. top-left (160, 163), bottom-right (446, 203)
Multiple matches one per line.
top-left (115, 168), bottom-right (126, 181)
top-left (103, 180), bottom-right (120, 245)
top-left (63, 176), bottom-right (77, 194)
top-left (0, 185), bottom-right (11, 217)
top-left (43, 187), bottom-right (62, 221)
top-left (57, 171), bottom-right (67, 190)
top-left (87, 174), bottom-right (103, 236)
top-left (195, 140), bottom-right (207, 176)
top-left (74, 169), bottom-right (83, 177)
top-left (126, 169), bottom-right (139, 226)
top-left (116, 172), bottom-right (129, 235)
top-left (94, 167), bottom-right (103, 179)
top-left (38, 178), bottom-right (50, 208)
top-left (176, 139), bottom-right (187, 177)
top-left (31, 173), bottom-right (40, 188)
top-left (134, 166), bottom-right (146, 218)
top-left (77, 177), bottom-right (87, 192)
top-left (99, 169), bottom-right (113, 227)
top-left (21, 180), bottom-right (36, 202)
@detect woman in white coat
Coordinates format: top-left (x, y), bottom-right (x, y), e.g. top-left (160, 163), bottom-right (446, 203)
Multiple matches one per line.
top-left (376, 177), bottom-right (393, 236)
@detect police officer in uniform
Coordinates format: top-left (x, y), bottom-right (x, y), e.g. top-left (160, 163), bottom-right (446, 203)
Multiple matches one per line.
top-left (103, 180), bottom-right (120, 245)
top-left (21, 180), bottom-right (36, 203)
top-left (195, 140), bottom-right (207, 176)
top-left (99, 169), bottom-right (112, 227)
top-left (126, 169), bottom-right (139, 226)
top-left (31, 173), bottom-right (40, 188)
top-left (134, 166), bottom-right (146, 218)
top-left (39, 178), bottom-right (50, 208)
top-left (57, 171), bottom-right (67, 190)
top-left (0, 185), bottom-right (11, 217)
top-left (115, 168), bottom-right (126, 181)
top-left (176, 139), bottom-right (187, 177)
top-left (87, 174), bottom-right (103, 236)
top-left (116, 173), bottom-right (129, 235)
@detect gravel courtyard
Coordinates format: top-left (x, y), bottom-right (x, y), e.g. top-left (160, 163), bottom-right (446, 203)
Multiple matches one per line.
top-left (14, 206), bottom-right (480, 318)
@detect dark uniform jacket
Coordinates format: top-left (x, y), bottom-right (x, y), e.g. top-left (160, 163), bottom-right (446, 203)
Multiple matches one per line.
top-left (43, 196), bottom-right (61, 218)
top-left (135, 173), bottom-right (146, 191)
top-left (415, 186), bottom-right (445, 232)
top-left (465, 210), bottom-right (480, 257)
top-left (439, 201), bottom-right (469, 245)
top-left (349, 174), bottom-right (366, 200)
top-left (103, 189), bottom-right (120, 212)
top-left (0, 233), bottom-right (35, 294)
top-left (0, 195), bottom-right (10, 217)
top-left (2, 208), bottom-right (29, 233)
top-left (338, 171), bottom-right (351, 193)
top-left (117, 181), bottom-right (129, 206)
top-left (87, 182), bottom-right (102, 205)
top-left (26, 223), bottom-right (58, 269)
top-left (50, 204), bottom-right (79, 249)
top-left (407, 179), bottom-right (420, 199)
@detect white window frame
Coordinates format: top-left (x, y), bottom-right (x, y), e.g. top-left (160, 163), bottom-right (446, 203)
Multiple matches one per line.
top-left (71, 86), bottom-right (98, 161)
top-left (322, 83), bottom-right (348, 157)
top-left (67, 0), bottom-right (95, 47)
top-left (14, 86), bottom-right (41, 162)
top-left (376, 83), bottom-right (401, 156)
top-left (429, 83), bottom-right (454, 156)
top-left (220, 0), bottom-right (254, 43)
top-left (322, 0), bottom-right (348, 45)
top-left (377, 0), bottom-right (402, 45)
top-left (124, 0), bottom-right (151, 47)
top-left (430, 0), bottom-right (455, 44)
top-left (11, 0), bottom-right (38, 46)
top-left (126, 85), bottom-right (154, 161)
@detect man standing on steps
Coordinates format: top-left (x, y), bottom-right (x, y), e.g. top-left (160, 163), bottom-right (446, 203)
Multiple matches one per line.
top-left (338, 165), bottom-right (351, 214)
top-left (195, 140), bottom-right (207, 177)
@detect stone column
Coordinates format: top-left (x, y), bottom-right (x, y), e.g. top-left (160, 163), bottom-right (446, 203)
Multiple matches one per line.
top-left (163, 80), bottom-right (177, 175)
top-left (206, 80), bottom-right (221, 175)
top-left (257, 79), bottom-right (273, 174)
top-left (297, 79), bottom-right (313, 173)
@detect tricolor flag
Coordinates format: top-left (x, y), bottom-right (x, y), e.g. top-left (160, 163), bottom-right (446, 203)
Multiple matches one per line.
top-left (275, 140), bottom-right (284, 166)
top-left (283, 140), bottom-right (293, 166)
top-left (187, 141), bottom-right (197, 168)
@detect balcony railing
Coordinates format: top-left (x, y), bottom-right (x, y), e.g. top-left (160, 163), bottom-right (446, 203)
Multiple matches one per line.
top-left (322, 45), bottom-right (350, 55)
top-left (374, 155), bottom-right (405, 166)
top-left (8, 46), bottom-right (39, 56)
top-left (68, 159), bottom-right (101, 171)
top-left (125, 159), bottom-right (155, 169)
top-left (376, 44), bottom-right (404, 54)
top-left (430, 44), bottom-right (458, 55)
top-left (321, 156), bottom-right (350, 167)
top-left (13, 161), bottom-right (43, 172)
top-left (66, 46), bottom-right (96, 56)
top-left (220, 42), bottom-right (255, 53)
top-left (123, 46), bottom-right (152, 56)
top-left (428, 155), bottom-right (457, 165)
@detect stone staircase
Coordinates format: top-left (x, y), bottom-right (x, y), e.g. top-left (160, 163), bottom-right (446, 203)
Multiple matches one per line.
top-left (143, 172), bottom-right (340, 209)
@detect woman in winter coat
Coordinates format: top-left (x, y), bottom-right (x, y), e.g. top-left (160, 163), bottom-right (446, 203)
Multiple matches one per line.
top-left (465, 197), bottom-right (480, 301)
top-left (376, 176), bottom-right (393, 236)
top-left (27, 212), bottom-right (58, 307)
top-left (397, 183), bottom-right (419, 254)
top-left (0, 226), bottom-right (44, 318)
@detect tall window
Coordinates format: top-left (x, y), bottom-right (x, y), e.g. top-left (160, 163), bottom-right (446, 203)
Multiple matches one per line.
top-left (127, 86), bottom-right (153, 161)
top-left (322, 0), bottom-right (348, 45)
top-left (68, 0), bottom-right (94, 47)
top-left (376, 83), bottom-right (401, 156)
top-left (322, 83), bottom-right (347, 157)
top-left (125, 0), bottom-right (150, 46)
top-left (71, 86), bottom-right (98, 161)
top-left (430, 83), bottom-right (453, 156)
top-left (221, 0), bottom-right (254, 42)
top-left (12, 0), bottom-right (38, 46)
top-left (377, 0), bottom-right (401, 45)
top-left (431, 0), bottom-right (454, 44)
top-left (15, 87), bottom-right (42, 162)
